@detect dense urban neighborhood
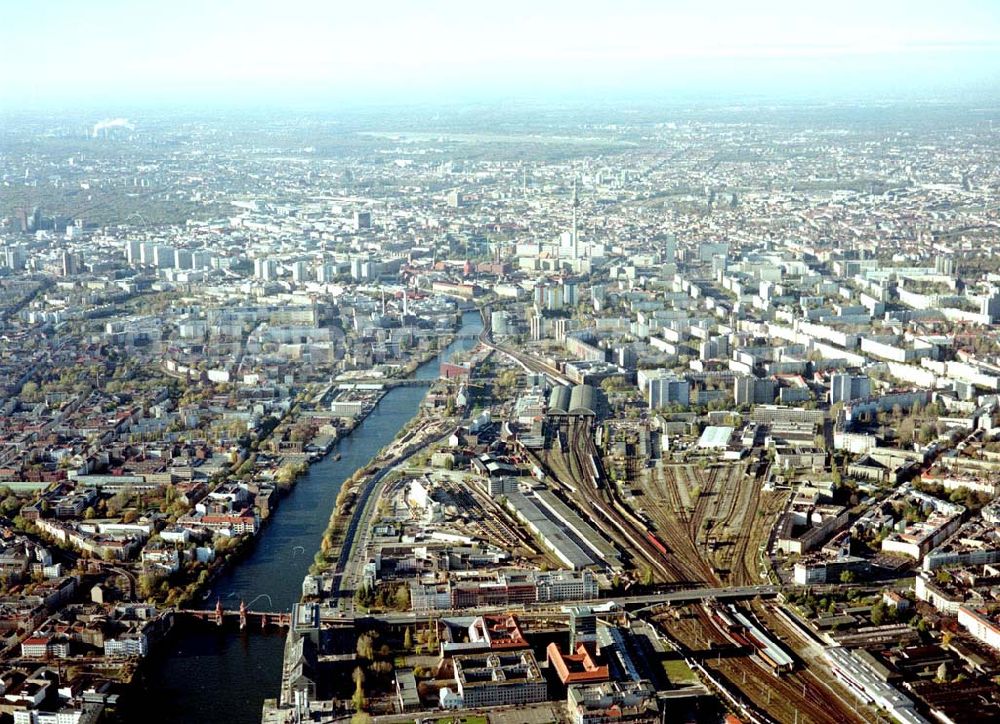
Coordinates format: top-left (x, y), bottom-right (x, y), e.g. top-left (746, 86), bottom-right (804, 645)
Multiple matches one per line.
top-left (2, 102), bottom-right (1000, 724)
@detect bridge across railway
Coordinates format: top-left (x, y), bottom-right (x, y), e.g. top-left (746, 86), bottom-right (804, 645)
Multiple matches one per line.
top-left (629, 585), bottom-right (779, 609)
top-left (175, 584), bottom-right (779, 631)
top-left (316, 585), bottom-right (779, 626)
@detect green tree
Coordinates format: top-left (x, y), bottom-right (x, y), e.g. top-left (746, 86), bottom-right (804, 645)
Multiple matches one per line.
top-left (356, 632), bottom-right (376, 660)
top-left (352, 667), bottom-right (365, 712)
top-left (394, 584), bottom-right (410, 611)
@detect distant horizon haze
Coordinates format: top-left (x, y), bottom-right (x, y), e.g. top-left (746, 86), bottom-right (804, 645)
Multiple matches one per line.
top-left (1, 0), bottom-right (999, 109)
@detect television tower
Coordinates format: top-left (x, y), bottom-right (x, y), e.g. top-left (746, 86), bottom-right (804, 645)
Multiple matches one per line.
top-left (571, 178), bottom-right (580, 259)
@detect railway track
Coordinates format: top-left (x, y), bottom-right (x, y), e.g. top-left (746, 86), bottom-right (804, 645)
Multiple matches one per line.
top-left (680, 609), bottom-right (859, 724)
top-left (548, 429), bottom-right (855, 722)
top-left (660, 466), bottom-right (690, 524)
top-left (651, 466), bottom-right (718, 584)
top-left (689, 464), bottom-right (720, 540)
top-left (563, 420), bottom-right (690, 582)
top-left (731, 469), bottom-right (768, 585)
top-left (697, 463), bottom-right (763, 585)
top-left (712, 465), bottom-right (741, 528)
top-left (537, 421), bottom-right (672, 580)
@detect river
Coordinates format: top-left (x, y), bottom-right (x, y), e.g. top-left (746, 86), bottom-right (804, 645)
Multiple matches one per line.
top-left (125, 310), bottom-right (483, 724)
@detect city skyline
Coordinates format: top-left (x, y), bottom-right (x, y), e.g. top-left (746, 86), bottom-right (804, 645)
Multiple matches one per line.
top-left (2, 4), bottom-right (1000, 724)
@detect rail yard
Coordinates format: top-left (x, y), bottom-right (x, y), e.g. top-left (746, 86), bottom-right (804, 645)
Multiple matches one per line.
top-left (530, 412), bottom-right (865, 724)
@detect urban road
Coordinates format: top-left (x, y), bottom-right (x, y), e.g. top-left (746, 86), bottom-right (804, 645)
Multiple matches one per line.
top-left (321, 585), bottom-right (781, 626)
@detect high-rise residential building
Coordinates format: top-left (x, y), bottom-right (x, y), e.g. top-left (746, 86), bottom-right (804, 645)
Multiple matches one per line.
top-left (153, 245), bottom-right (175, 269)
top-left (981, 289), bottom-right (1000, 323)
top-left (734, 376), bottom-right (776, 407)
top-left (191, 250), bottom-right (213, 270)
top-left (935, 255), bottom-right (955, 276)
top-left (254, 258), bottom-right (277, 282)
top-left (616, 345), bottom-right (637, 370)
top-left (563, 281), bottom-right (579, 308)
top-left (530, 314), bottom-right (545, 342)
top-left (533, 282), bottom-right (573, 312)
top-left (554, 318), bottom-right (574, 342)
top-left (3, 247), bottom-right (26, 271)
top-left (353, 210), bottom-right (371, 230)
top-left (174, 249), bottom-right (193, 270)
top-left (533, 283), bottom-right (565, 311)
top-left (648, 376), bottom-right (689, 409)
top-left (663, 234), bottom-right (677, 262)
top-left (546, 285), bottom-right (563, 311)
top-left (830, 373), bottom-right (871, 404)
top-left (60, 251), bottom-right (79, 277)
top-left (700, 335), bottom-right (729, 361)
top-left (125, 240), bottom-right (142, 266)
top-left (315, 262), bottom-right (335, 283)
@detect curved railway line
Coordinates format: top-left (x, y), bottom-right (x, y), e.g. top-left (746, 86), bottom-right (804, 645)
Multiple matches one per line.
top-left (664, 608), bottom-right (863, 724)
top-left (499, 341), bottom-right (860, 723)
top-left (544, 433), bottom-right (860, 722)
top-left (648, 465), bottom-right (718, 584)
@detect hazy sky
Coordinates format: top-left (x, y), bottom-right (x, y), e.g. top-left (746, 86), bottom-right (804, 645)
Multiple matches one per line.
top-left (3, 0), bottom-right (1000, 107)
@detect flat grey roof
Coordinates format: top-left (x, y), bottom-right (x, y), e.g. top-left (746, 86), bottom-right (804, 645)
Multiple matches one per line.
top-left (507, 491), bottom-right (595, 569)
top-left (698, 426), bottom-right (733, 448)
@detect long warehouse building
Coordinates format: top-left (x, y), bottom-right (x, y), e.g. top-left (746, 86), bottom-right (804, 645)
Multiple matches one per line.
top-left (505, 487), bottom-right (622, 571)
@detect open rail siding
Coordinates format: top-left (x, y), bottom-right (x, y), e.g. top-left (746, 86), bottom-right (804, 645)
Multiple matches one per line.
top-left (576, 421), bottom-right (719, 585)
top-left (565, 422), bottom-right (679, 580)
top-left (615, 464), bottom-right (719, 585)
top-left (627, 466), bottom-right (856, 720)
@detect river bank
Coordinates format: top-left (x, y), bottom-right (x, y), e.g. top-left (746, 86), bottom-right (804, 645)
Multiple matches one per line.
top-left (119, 310), bottom-right (484, 724)
top-left (173, 330), bottom-right (461, 609)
